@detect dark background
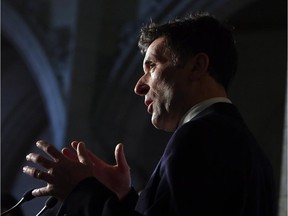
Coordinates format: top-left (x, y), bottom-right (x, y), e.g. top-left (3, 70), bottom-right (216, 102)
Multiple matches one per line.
top-left (1, 0), bottom-right (287, 215)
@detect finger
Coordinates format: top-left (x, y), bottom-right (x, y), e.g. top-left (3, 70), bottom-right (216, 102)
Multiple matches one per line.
top-left (32, 186), bottom-right (51, 197)
top-left (23, 166), bottom-right (41, 178)
top-left (115, 143), bottom-right (129, 170)
top-left (77, 142), bottom-right (93, 165)
top-left (71, 141), bottom-right (80, 150)
top-left (23, 166), bottom-right (54, 183)
top-left (73, 142), bottom-right (106, 166)
top-left (36, 140), bottom-right (63, 161)
top-left (26, 153), bottom-right (54, 169)
top-left (61, 148), bottom-right (78, 161)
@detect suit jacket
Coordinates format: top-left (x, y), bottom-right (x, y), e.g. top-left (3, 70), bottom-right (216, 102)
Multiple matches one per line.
top-left (57, 102), bottom-right (277, 216)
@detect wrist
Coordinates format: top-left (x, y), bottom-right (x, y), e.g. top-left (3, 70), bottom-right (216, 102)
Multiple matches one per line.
top-left (116, 187), bottom-right (132, 200)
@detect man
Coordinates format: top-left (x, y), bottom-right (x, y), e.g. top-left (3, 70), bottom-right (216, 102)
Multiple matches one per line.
top-left (23, 12), bottom-right (277, 215)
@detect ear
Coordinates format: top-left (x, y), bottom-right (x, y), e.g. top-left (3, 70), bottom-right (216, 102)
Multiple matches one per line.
top-left (188, 53), bottom-right (209, 81)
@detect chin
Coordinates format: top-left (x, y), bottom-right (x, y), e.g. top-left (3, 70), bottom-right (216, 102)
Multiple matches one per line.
top-left (151, 116), bottom-right (176, 132)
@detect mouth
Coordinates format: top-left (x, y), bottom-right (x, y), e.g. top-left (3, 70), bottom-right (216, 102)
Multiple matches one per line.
top-left (145, 99), bottom-right (153, 114)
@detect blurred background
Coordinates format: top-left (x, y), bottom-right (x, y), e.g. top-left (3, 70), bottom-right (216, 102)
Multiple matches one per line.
top-left (1, 0), bottom-right (287, 215)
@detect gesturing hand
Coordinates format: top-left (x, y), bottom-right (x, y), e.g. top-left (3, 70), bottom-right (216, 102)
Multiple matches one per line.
top-left (23, 140), bottom-right (94, 200)
top-left (62, 141), bottom-right (131, 200)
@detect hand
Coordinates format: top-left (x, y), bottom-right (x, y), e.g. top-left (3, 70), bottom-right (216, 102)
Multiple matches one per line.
top-left (62, 141), bottom-right (131, 200)
top-left (23, 140), bottom-right (94, 200)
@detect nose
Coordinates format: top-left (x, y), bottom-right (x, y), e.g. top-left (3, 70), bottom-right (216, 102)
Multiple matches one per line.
top-left (134, 75), bottom-right (150, 96)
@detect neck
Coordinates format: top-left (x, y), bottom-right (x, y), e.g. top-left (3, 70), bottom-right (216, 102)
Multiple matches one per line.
top-left (190, 75), bottom-right (228, 106)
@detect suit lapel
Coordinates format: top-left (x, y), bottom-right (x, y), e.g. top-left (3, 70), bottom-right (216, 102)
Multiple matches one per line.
top-left (135, 157), bottom-right (163, 213)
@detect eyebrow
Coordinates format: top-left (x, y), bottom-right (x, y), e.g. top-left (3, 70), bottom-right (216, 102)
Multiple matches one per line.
top-left (145, 50), bottom-right (166, 63)
top-left (144, 59), bottom-right (153, 65)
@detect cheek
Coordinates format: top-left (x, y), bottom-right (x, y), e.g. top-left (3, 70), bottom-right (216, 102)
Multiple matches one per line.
top-left (153, 79), bottom-right (174, 106)
top-left (150, 69), bottom-right (172, 91)
top-left (150, 67), bottom-right (176, 104)
top-left (162, 85), bottom-right (175, 111)
top-left (150, 75), bottom-right (166, 94)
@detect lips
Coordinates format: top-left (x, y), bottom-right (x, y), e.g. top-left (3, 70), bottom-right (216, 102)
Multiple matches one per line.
top-left (145, 99), bottom-right (153, 114)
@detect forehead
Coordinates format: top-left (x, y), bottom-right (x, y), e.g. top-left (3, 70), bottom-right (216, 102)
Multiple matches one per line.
top-left (144, 37), bottom-right (169, 61)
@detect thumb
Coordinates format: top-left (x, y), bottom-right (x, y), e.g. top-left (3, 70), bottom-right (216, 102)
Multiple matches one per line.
top-left (77, 142), bottom-right (92, 165)
top-left (115, 143), bottom-right (129, 170)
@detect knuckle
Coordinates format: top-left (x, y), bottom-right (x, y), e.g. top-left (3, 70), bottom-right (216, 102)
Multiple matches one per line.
top-left (33, 154), bottom-right (42, 163)
top-left (48, 168), bottom-right (55, 175)
top-left (37, 140), bottom-right (47, 149)
top-left (45, 144), bottom-right (52, 152)
top-left (47, 185), bottom-right (56, 193)
top-left (23, 166), bottom-right (32, 175)
top-left (32, 169), bottom-right (38, 178)
top-left (47, 184), bottom-right (53, 190)
top-left (37, 140), bottom-right (54, 153)
top-left (46, 145), bottom-right (56, 156)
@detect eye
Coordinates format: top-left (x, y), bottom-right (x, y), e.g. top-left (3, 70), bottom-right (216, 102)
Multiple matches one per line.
top-left (144, 60), bottom-right (157, 73)
top-left (147, 61), bottom-right (157, 72)
top-left (150, 63), bottom-right (156, 69)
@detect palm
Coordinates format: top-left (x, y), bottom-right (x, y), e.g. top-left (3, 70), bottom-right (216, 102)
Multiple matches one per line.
top-left (62, 142), bottom-right (131, 199)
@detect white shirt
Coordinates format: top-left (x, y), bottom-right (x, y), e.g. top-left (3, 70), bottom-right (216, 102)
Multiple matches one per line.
top-left (178, 97), bottom-right (232, 128)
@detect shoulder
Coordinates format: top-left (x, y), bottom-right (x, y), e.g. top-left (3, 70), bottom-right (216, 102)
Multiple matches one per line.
top-left (173, 103), bottom-right (245, 142)
top-left (164, 102), bottom-right (256, 161)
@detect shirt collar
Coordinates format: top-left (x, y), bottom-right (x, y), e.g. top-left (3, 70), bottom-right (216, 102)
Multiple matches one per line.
top-left (178, 97), bottom-right (232, 128)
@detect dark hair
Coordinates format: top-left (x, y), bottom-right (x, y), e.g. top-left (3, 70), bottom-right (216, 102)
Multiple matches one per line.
top-left (138, 12), bottom-right (238, 90)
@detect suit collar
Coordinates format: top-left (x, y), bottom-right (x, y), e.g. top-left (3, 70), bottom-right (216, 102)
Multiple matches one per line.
top-left (178, 97), bottom-right (232, 128)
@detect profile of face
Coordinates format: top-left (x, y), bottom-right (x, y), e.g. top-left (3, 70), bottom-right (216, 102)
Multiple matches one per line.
top-left (134, 37), bottom-right (193, 132)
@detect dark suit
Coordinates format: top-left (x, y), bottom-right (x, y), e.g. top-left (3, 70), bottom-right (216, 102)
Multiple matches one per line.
top-left (57, 102), bottom-right (277, 216)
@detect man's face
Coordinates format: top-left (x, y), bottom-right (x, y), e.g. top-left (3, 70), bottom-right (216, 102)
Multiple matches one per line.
top-left (134, 37), bottom-right (192, 132)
